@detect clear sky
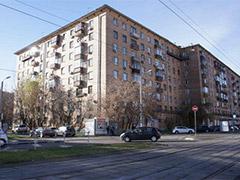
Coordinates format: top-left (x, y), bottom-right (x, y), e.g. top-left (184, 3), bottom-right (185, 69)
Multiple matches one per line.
top-left (0, 0), bottom-right (239, 92)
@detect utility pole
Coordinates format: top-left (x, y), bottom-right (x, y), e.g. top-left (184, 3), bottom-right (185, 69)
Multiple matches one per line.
top-left (0, 76), bottom-right (11, 128)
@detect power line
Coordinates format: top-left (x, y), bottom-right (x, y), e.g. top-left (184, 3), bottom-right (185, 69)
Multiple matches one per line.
top-left (167, 0), bottom-right (238, 66)
top-left (157, 0), bottom-right (240, 70)
top-left (14, 0), bottom-right (70, 23)
top-left (0, 2), bottom-right (62, 27)
top-left (0, 68), bottom-right (16, 73)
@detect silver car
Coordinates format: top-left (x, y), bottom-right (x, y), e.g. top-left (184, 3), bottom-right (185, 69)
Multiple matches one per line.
top-left (172, 126), bottom-right (195, 134)
top-left (0, 128), bottom-right (8, 147)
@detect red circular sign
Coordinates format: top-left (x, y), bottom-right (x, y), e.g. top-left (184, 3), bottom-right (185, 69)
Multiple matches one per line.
top-left (192, 105), bottom-right (198, 112)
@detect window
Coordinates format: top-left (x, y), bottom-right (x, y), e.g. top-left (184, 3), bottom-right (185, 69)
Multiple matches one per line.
top-left (147, 36), bottom-right (151, 43)
top-left (130, 26), bottom-right (137, 33)
top-left (47, 51), bottom-right (50, 57)
top-left (62, 44), bottom-right (66, 52)
top-left (61, 55), bottom-right (65, 63)
top-left (141, 54), bottom-right (145, 62)
top-left (88, 45), bottom-right (93, 54)
top-left (68, 65), bottom-right (72, 73)
top-left (122, 23), bottom-right (127, 30)
top-left (69, 41), bottom-right (74, 48)
top-left (68, 77), bottom-right (72, 85)
top-left (113, 56), bottom-right (118, 65)
top-left (132, 73), bottom-right (140, 82)
top-left (88, 86), bottom-right (93, 94)
top-left (113, 31), bottom-right (118, 40)
top-left (70, 29), bottom-right (74, 36)
top-left (122, 59), bottom-right (127, 69)
top-left (122, 34), bottom-right (127, 43)
top-left (147, 47), bottom-right (151, 54)
top-left (61, 67), bottom-right (65, 75)
top-left (88, 71), bottom-right (93, 80)
top-left (88, 20), bottom-right (93, 29)
top-left (122, 47), bottom-right (127, 56)
top-left (112, 43), bottom-right (118, 53)
top-left (89, 33), bottom-right (94, 41)
top-left (140, 32), bottom-right (144, 39)
top-left (147, 57), bottom-right (152, 65)
top-left (69, 52), bottom-right (74, 60)
top-left (140, 43), bottom-right (145, 51)
top-left (112, 18), bottom-right (118, 26)
top-left (113, 70), bottom-right (118, 79)
top-left (62, 33), bottom-right (66, 40)
top-left (88, 58), bottom-right (93, 67)
top-left (122, 72), bottom-right (128, 81)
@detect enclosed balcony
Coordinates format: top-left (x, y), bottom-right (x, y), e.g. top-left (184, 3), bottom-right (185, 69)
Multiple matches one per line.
top-left (31, 60), bottom-right (39, 67)
top-left (76, 88), bottom-right (87, 97)
top-left (71, 62), bottom-right (87, 75)
top-left (130, 43), bottom-right (139, 51)
top-left (74, 22), bottom-right (87, 37)
top-left (154, 39), bottom-right (161, 48)
top-left (130, 62), bottom-right (141, 73)
top-left (74, 79), bottom-right (87, 88)
top-left (50, 63), bottom-right (60, 70)
top-left (51, 35), bottom-right (62, 49)
top-left (155, 71), bottom-right (164, 81)
top-left (130, 32), bottom-right (140, 39)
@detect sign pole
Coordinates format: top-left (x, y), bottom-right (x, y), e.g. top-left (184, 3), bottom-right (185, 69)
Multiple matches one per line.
top-left (194, 111), bottom-right (197, 136)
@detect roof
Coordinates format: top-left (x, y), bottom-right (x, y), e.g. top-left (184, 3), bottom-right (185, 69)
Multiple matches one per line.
top-left (186, 44), bottom-right (240, 78)
top-left (15, 4), bottom-right (178, 55)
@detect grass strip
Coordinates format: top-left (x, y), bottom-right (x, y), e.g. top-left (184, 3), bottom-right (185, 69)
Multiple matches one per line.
top-left (0, 142), bottom-right (154, 165)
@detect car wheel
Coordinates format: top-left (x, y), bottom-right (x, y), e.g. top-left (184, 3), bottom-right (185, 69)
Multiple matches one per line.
top-left (175, 131), bottom-right (179, 134)
top-left (188, 131), bottom-right (193, 134)
top-left (0, 139), bottom-right (6, 148)
top-left (124, 136), bottom-right (131, 142)
top-left (151, 136), bottom-right (157, 142)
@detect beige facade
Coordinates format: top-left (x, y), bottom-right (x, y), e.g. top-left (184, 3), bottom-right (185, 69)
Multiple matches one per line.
top-left (15, 5), bottom-right (240, 127)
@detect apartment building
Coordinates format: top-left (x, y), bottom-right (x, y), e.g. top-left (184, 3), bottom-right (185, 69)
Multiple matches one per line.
top-left (14, 5), bottom-right (240, 128)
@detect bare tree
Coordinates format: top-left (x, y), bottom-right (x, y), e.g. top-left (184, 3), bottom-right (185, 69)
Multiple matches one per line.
top-left (2, 92), bottom-right (14, 126)
top-left (102, 80), bottom-right (160, 130)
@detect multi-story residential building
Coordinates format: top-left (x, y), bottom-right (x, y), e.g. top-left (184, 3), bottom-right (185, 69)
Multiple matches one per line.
top-left (14, 5), bottom-right (240, 128)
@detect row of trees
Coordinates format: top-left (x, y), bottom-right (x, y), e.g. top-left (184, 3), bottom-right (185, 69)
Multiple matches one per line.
top-left (14, 78), bottom-right (213, 130)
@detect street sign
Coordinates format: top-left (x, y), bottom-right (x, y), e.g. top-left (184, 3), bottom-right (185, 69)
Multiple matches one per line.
top-left (192, 105), bottom-right (198, 112)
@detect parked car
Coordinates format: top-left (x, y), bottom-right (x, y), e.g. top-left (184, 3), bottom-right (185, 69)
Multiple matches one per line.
top-left (172, 126), bottom-right (195, 134)
top-left (0, 128), bottom-right (8, 147)
top-left (209, 125), bottom-right (220, 132)
top-left (197, 125), bottom-right (210, 133)
top-left (57, 126), bottom-right (75, 137)
top-left (229, 125), bottom-right (240, 132)
top-left (30, 127), bottom-right (57, 138)
top-left (12, 124), bottom-right (29, 134)
top-left (120, 127), bottom-right (161, 142)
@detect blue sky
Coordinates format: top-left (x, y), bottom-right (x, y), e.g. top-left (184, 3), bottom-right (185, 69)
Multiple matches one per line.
top-left (0, 0), bottom-right (239, 91)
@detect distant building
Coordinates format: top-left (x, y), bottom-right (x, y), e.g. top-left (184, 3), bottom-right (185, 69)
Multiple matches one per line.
top-left (14, 5), bottom-right (240, 128)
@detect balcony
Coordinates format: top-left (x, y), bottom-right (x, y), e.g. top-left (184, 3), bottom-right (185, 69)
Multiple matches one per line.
top-left (50, 63), bottom-right (60, 70)
top-left (155, 52), bottom-right (163, 60)
top-left (74, 22), bottom-right (86, 37)
top-left (21, 54), bottom-right (32, 62)
top-left (74, 53), bottom-right (87, 61)
top-left (155, 71), bottom-right (164, 81)
top-left (71, 63), bottom-right (87, 74)
top-left (51, 35), bottom-right (62, 49)
top-left (130, 43), bottom-right (139, 51)
top-left (156, 87), bottom-right (164, 93)
top-left (76, 88), bottom-right (87, 97)
top-left (154, 62), bottom-right (164, 71)
top-left (202, 87), bottom-right (209, 94)
top-left (154, 40), bottom-right (161, 48)
top-left (74, 79), bottom-right (87, 88)
top-left (130, 32), bottom-right (140, 39)
top-left (130, 62), bottom-right (141, 73)
top-left (31, 60), bottom-right (39, 67)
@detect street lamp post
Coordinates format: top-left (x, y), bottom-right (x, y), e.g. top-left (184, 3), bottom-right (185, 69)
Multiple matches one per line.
top-left (0, 76), bottom-right (11, 128)
top-left (139, 69), bottom-right (152, 127)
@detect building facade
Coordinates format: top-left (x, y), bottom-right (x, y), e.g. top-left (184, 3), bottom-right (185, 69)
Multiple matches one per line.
top-left (14, 5), bottom-right (240, 128)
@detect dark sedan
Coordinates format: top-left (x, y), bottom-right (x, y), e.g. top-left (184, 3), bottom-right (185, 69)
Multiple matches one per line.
top-left (120, 127), bottom-right (161, 142)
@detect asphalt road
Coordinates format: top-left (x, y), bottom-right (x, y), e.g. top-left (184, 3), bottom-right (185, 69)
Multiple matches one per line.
top-left (0, 134), bottom-right (240, 180)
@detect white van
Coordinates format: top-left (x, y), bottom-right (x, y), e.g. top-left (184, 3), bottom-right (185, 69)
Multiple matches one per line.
top-left (220, 121), bottom-right (229, 132)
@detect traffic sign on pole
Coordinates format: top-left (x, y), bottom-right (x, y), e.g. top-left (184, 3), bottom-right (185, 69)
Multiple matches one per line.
top-left (192, 105), bottom-right (198, 112)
